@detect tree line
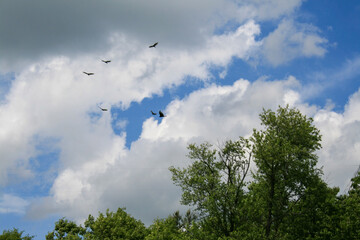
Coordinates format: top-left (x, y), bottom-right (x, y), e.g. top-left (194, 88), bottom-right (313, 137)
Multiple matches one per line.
top-left (2, 106), bottom-right (359, 239)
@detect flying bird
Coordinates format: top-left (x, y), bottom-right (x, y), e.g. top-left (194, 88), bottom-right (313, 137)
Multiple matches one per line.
top-left (98, 105), bottom-right (108, 111)
top-left (149, 42), bottom-right (158, 48)
top-left (159, 110), bottom-right (165, 117)
top-left (101, 60), bottom-right (111, 64)
top-left (151, 110), bottom-right (157, 115)
top-left (83, 71), bottom-right (94, 76)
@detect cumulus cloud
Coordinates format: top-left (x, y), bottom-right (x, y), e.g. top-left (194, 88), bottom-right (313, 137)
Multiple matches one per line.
top-left (5, 63), bottom-right (358, 225)
top-left (0, 20), bottom-right (260, 186)
top-left (0, 19), bottom-right (263, 223)
top-left (314, 89), bottom-right (360, 193)
top-left (26, 75), bottom-right (303, 223)
top-left (27, 73), bottom-right (360, 224)
top-left (262, 19), bottom-right (328, 66)
top-left (0, 0), bottom-right (341, 227)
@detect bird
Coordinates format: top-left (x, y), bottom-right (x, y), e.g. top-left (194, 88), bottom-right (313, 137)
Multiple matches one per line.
top-left (101, 60), bottom-right (111, 64)
top-left (98, 105), bottom-right (108, 111)
top-left (151, 110), bottom-right (157, 115)
top-left (83, 71), bottom-right (94, 76)
top-left (159, 110), bottom-right (165, 117)
top-left (149, 42), bottom-right (158, 48)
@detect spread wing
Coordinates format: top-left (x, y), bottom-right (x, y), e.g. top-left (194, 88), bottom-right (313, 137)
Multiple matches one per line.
top-left (149, 42), bottom-right (158, 48)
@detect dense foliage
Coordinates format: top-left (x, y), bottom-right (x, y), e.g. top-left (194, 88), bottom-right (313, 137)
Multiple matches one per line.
top-left (0, 228), bottom-right (34, 240)
top-left (3, 106), bottom-right (360, 239)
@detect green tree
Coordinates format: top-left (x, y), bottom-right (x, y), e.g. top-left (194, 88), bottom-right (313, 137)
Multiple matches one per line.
top-left (146, 214), bottom-right (184, 240)
top-left (281, 177), bottom-right (340, 239)
top-left (46, 218), bottom-right (85, 240)
top-left (0, 228), bottom-right (34, 240)
top-left (83, 208), bottom-right (148, 240)
top-left (146, 210), bottom-right (200, 240)
top-left (169, 137), bottom-right (252, 237)
top-left (336, 168), bottom-right (360, 239)
top-left (250, 106), bottom-right (322, 239)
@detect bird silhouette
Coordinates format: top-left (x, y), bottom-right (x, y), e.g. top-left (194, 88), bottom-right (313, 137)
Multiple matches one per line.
top-left (149, 42), bottom-right (158, 48)
top-left (101, 60), bottom-right (111, 64)
top-left (83, 71), bottom-right (94, 76)
top-left (151, 110), bottom-right (157, 115)
top-left (98, 105), bottom-right (108, 111)
top-left (159, 110), bottom-right (165, 117)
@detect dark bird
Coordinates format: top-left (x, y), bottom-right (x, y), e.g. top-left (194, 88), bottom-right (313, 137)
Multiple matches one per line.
top-left (83, 71), bottom-right (94, 76)
top-left (101, 60), bottom-right (111, 64)
top-left (151, 110), bottom-right (157, 115)
top-left (159, 110), bottom-right (165, 117)
top-left (149, 42), bottom-right (158, 48)
top-left (98, 105), bottom-right (108, 111)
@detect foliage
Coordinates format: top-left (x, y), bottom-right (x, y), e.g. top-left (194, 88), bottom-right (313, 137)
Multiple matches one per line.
top-left (46, 218), bottom-right (85, 240)
top-left (250, 106), bottom-right (322, 239)
top-left (336, 169), bottom-right (360, 239)
top-left (281, 177), bottom-right (340, 240)
top-left (169, 137), bottom-right (251, 237)
top-left (0, 228), bottom-right (34, 240)
top-left (84, 208), bottom-right (148, 240)
top-left (146, 210), bottom-right (208, 240)
top-left (146, 213), bottom-right (186, 240)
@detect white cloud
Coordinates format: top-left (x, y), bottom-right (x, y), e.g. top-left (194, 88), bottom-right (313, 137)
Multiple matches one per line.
top-left (0, 20), bottom-right (263, 224)
top-left (142, 76), bottom-right (301, 142)
top-left (16, 71), bottom-right (360, 225)
top-left (0, 0), bottom-right (344, 227)
top-left (0, 21), bottom-right (261, 187)
top-left (0, 194), bottom-right (29, 214)
top-left (26, 76), bottom-right (303, 224)
top-left (262, 19), bottom-right (328, 66)
top-left (313, 90), bottom-right (360, 193)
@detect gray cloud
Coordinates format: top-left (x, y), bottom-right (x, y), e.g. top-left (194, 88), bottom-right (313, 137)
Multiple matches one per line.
top-left (0, 0), bottom-right (229, 71)
top-left (1, 0), bottom-right (307, 72)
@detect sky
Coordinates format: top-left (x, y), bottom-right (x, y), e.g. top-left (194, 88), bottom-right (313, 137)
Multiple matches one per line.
top-left (0, 0), bottom-right (360, 239)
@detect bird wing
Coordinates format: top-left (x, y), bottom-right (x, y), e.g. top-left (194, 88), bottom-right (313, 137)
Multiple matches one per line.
top-left (98, 105), bottom-right (107, 111)
top-left (149, 42), bottom-right (158, 48)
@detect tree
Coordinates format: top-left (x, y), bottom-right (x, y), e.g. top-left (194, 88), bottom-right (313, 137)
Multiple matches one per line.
top-left (146, 210), bottom-right (200, 240)
top-left (46, 218), bottom-right (85, 240)
top-left (281, 177), bottom-right (340, 240)
top-left (169, 137), bottom-right (252, 237)
top-left (0, 228), bottom-right (34, 240)
top-left (336, 168), bottom-right (360, 239)
top-left (83, 208), bottom-right (148, 240)
top-left (250, 106), bottom-right (322, 239)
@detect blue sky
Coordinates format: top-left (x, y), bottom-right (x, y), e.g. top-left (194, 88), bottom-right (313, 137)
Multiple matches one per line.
top-left (1, 0), bottom-right (360, 239)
